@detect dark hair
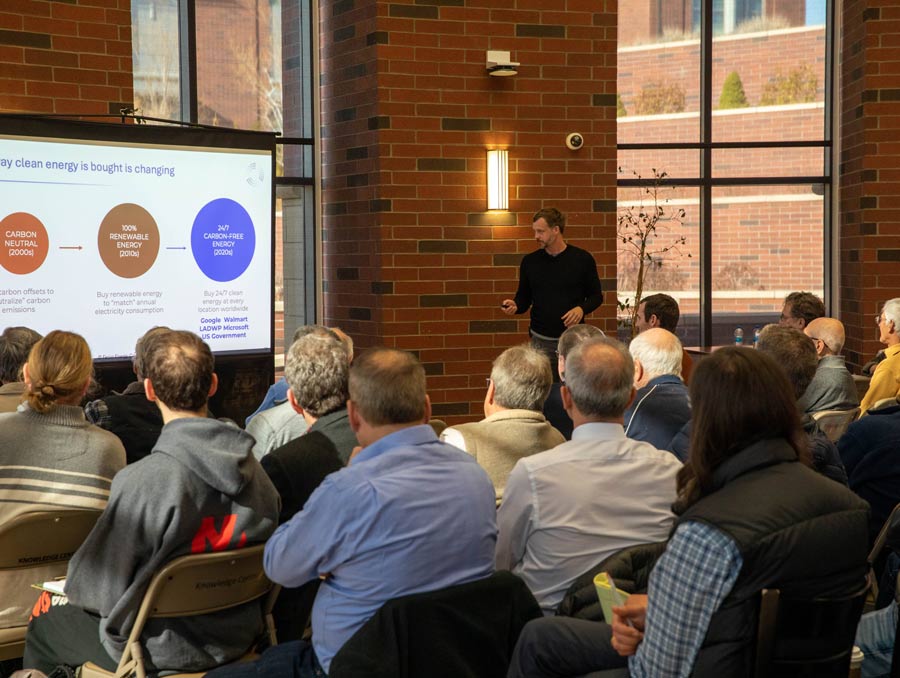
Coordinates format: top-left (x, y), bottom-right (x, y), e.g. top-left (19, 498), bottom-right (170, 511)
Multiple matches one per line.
top-left (784, 292), bottom-right (825, 326)
top-left (640, 293), bottom-right (680, 332)
top-left (532, 207), bottom-right (566, 234)
top-left (0, 326), bottom-right (42, 384)
top-left (349, 347), bottom-right (426, 426)
top-left (132, 326), bottom-right (171, 380)
top-left (25, 330), bottom-right (92, 413)
top-left (756, 324), bottom-right (818, 399)
top-left (142, 330), bottom-right (214, 412)
top-left (675, 347), bottom-right (809, 513)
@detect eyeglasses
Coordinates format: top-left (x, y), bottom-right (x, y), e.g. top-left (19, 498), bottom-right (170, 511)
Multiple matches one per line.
top-left (485, 378), bottom-right (491, 387)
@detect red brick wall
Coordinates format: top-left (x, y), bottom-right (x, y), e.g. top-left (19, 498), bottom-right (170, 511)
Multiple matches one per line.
top-left (0, 0), bottom-right (133, 115)
top-left (320, 0), bottom-right (618, 424)
top-left (839, 0), bottom-right (900, 370)
top-left (618, 26), bottom-right (825, 119)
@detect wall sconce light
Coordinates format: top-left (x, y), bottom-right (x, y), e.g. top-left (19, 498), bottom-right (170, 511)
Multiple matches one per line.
top-left (486, 149), bottom-right (508, 211)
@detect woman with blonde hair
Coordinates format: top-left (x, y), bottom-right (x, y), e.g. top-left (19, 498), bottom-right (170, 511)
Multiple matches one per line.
top-left (0, 330), bottom-right (125, 627)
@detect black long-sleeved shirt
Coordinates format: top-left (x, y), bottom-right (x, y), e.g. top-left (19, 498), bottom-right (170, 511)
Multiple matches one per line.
top-left (513, 244), bottom-right (603, 338)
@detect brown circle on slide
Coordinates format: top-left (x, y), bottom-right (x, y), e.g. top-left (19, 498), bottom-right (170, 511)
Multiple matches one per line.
top-left (98, 203), bottom-right (160, 278)
top-left (0, 212), bottom-right (49, 275)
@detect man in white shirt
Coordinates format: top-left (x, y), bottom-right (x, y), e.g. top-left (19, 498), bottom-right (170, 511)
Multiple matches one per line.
top-left (496, 336), bottom-right (682, 614)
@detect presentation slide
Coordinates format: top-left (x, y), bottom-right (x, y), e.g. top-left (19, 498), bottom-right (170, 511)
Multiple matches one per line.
top-left (0, 121), bottom-right (274, 360)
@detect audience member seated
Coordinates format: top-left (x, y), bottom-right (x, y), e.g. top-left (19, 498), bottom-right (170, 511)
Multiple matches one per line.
top-left (633, 293), bottom-right (693, 383)
top-left (441, 345), bottom-right (565, 501)
top-left (508, 347), bottom-right (870, 678)
top-left (496, 336), bottom-right (681, 614)
top-left (623, 328), bottom-right (690, 452)
top-left (543, 324), bottom-right (604, 439)
top-left (206, 347), bottom-right (497, 678)
top-left (674, 325), bottom-right (848, 483)
top-left (246, 325), bottom-right (351, 459)
top-left (860, 298), bottom-right (900, 415)
top-left (838, 400), bottom-right (900, 544)
top-left (855, 512), bottom-right (900, 677)
top-left (23, 330), bottom-right (279, 675)
top-left (800, 317), bottom-right (860, 414)
top-left (245, 326), bottom-right (353, 427)
top-left (779, 290), bottom-right (826, 331)
top-left (261, 332), bottom-right (352, 523)
top-left (83, 326), bottom-right (168, 464)
top-left (258, 331), bottom-right (352, 642)
top-left (756, 324), bottom-right (848, 485)
top-left (0, 330), bottom-right (125, 629)
top-left (0, 325), bottom-right (41, 412)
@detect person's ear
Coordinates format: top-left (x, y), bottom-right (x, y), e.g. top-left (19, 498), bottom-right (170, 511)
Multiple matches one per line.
top-left (347, 399), bottom-right (362, 434)
top-left (287, 388), bottom-right (305, 417)
top-left (208, 373), bottom-right (218, 398)
top-left (144, 378), bottom-right (157, 402)
top-left (560, 384), bottom-right (573, 411)
top-left (649, 314), bottom-right (660, 328)
top-left (486, 380), bottom-right (496, 406)
top-left (423, 394), bottom-right (432, 424)
top-left (625, 387), bottom-right (637, 410)
top-left (633, 359), bottom-right (644, 386)
top-left (22, 363), bottom-right (30, 387)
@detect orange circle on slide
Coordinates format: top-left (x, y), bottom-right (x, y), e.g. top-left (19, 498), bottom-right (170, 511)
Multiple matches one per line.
top-left (0, 212), bottom-right (49, 275)
top-left (98, 203), bottom-right (160, 278)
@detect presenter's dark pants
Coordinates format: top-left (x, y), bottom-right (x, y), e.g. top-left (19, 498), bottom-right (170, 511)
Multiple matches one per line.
top-left (529, 333), bottom-right (561, 382)
top-left (507, 617), bottom-right (629, 678)
top-left (24, 595), bottom-right (118, 675)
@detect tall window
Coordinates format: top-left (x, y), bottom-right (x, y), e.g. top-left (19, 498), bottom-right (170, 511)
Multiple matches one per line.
top-left (132, 0), bottom-right (181, 120)
top-left (617, 0), bottom-right (831, 345)
top-left (131, 0), bottom-right (316, 367)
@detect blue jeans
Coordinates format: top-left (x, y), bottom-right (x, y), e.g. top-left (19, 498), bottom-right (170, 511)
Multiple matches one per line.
top-left (507, 617), bottom-right (629, 678)
top-left (855, 600), bottom-right (897, 678)
top-left (205, 640), bottom-right (326, 678)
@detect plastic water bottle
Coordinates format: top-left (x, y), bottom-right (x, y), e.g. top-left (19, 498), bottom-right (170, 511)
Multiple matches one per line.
top-left (734, 327), bottom-right (744, 346)
top-left (753, 327), bottom-right (761, 348)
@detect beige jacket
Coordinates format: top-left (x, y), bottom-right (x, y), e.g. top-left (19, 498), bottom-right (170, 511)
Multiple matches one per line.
top-left (442, 409), bottom-right (565, 501)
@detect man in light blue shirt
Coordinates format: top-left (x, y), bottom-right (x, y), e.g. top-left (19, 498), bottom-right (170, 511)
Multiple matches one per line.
top-left (210, 347), bottom-right (497, 678)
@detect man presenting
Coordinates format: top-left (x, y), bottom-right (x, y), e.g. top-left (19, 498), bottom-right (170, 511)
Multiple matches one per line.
top-left (502, 208), bottom-right (603, 370)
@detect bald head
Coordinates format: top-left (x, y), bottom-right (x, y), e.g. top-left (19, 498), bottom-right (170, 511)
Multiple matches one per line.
top-left (349, 347), bottom-right (427, 426)
top-left (804, 317), bottom-right (845, 357)
top-left (564, 337), bottom-right (634, 420)
top-left (629, 328), bottom-right (683, 387)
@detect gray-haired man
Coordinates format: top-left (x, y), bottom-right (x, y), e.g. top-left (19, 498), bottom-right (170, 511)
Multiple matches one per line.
top-left (441, 345), bottom-right (565, 501)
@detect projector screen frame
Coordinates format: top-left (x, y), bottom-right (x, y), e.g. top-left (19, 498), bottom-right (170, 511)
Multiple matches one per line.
top-left (0, 115), bottom-right (278, 422)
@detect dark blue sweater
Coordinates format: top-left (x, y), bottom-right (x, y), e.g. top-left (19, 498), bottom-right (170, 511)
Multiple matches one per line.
top-left (623, 374), bottom-right (691, 451)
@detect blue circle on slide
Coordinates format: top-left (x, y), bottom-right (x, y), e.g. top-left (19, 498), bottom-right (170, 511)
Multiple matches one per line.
top-left (191, 198), bottom-right (256, 282)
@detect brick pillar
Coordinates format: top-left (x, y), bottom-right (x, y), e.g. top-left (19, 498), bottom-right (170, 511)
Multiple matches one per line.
top-left (839, 0), bottom-right (900, 369)
top-left (320, 0), bottom-right (618, 424)
top-left (0, 0), bottom-right (133, 115)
